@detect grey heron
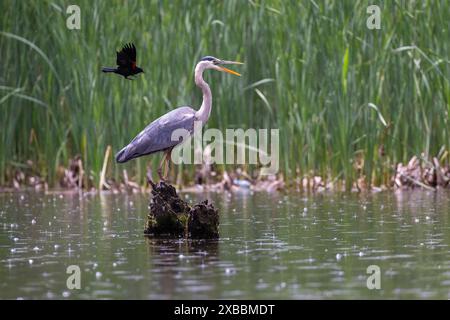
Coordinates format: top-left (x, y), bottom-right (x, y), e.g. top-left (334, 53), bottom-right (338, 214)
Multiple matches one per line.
top-left (115, 56), bottom-right (243, 181)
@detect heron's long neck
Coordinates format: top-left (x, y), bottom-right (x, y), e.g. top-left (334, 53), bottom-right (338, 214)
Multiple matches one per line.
top-left (194, 64), bottom-right (212, 124)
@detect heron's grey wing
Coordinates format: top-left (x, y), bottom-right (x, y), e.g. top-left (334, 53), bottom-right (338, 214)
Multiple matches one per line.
top-left (115, 106), bottom-right (196, 163)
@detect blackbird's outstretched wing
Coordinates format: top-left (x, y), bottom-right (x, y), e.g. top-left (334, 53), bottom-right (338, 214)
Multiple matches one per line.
top-left (116, 43), bottom-right (137, 69)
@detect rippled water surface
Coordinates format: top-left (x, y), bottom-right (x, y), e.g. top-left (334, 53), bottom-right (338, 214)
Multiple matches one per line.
top-left (1, 190), bottom-right (450, 299)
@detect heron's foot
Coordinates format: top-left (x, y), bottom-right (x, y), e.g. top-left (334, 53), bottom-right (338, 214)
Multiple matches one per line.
top-left (160, 176), bottom-right (169, 184)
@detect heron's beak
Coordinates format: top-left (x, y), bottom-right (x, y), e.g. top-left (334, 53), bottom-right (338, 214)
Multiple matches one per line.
top-left (217, 66), bottom-right (241, 76)
top-left (217, 60), bottom-right (244, 76)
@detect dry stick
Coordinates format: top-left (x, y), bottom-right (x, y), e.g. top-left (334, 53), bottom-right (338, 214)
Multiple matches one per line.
top-left (398, 172), bottom-right (435, 191)
top-left (433, 157), bottom-right (449, 186)
top-left (123, 169), bottom-right (129, 189)
top-left (376, 123), bottom-right (442, 190)
top-left (78, 158), bottom-right (84, 190)
top-left (99, 145), bottom-right (112, 191)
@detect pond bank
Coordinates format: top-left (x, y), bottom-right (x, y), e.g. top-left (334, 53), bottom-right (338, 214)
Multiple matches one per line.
top-left (1, 155), bottom-right (449, 194)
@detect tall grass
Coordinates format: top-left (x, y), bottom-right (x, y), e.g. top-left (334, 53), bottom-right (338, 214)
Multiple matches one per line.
top-left (1, 0), bottom-right (449, 189)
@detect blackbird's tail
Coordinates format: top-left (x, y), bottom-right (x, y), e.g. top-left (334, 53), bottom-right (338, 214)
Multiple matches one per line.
top-left (102, 67), bottom-right (116, 73)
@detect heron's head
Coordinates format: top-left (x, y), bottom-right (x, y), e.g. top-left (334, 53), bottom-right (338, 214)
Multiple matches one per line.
top-left (198, 56), bottom-right (243, 76)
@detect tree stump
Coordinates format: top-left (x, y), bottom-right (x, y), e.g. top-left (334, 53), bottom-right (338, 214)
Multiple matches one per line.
top-left (144, 181), bottom-right (219, 239)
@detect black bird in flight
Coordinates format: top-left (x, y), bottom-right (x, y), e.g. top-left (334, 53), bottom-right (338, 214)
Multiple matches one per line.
top-left (102, 43), bottom-right (144, 79)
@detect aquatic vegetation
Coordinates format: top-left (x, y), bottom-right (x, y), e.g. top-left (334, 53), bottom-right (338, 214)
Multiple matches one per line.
top-left (1, 1), bottom-right (449, 190)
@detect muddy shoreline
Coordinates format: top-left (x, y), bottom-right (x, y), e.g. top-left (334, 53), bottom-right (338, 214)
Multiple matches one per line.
top-left (1, 155), bottom-right (449, 194)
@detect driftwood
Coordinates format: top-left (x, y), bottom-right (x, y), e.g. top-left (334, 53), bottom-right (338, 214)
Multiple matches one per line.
top-left (144, 181), bottom-right (219, 239)
top-left (394, 156), bottom-right (450, 190)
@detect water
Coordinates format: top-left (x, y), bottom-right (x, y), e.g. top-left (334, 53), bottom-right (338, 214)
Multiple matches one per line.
top-left (1, 190), bottom-right (450, 299)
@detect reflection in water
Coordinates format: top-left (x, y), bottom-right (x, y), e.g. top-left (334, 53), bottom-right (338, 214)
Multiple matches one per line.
top-left (145, 238), bottom-right (219, 299)
top-left (0, 190), bottom-right (450, 299)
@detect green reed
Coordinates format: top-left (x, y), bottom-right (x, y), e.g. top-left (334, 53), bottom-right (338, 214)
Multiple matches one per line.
top-left (1, 0), bottom-right (449, 189)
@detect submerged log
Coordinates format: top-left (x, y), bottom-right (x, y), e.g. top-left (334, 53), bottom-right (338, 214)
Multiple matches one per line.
top-left (144, 181), bottom-right (219, 239)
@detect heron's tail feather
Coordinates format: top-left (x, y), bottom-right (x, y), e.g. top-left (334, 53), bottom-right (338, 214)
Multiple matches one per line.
top-left (115, 147), bottom-right (130, 163)
top-left (102, 67), bottom-right (116, 73)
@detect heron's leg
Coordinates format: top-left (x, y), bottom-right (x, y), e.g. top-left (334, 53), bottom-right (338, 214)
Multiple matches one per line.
top-left (163, 148), bottom-right (173, 180)
top-left (157, 152), bottom-right (167, 181)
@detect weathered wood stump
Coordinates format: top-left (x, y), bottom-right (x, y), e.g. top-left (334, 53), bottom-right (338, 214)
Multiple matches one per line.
top-left (144, 181), bottom-right (219, 239)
